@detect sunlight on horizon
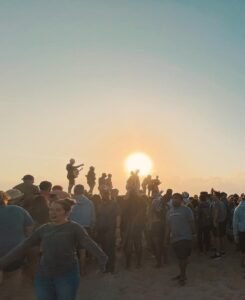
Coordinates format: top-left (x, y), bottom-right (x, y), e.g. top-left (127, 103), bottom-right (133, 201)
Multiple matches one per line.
top-left (125, 152), bottom-right (153, 176)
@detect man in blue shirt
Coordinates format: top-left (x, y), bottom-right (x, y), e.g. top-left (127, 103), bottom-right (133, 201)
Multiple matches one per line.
top-left (69, 185), bottom-right (96, 231)
top-left (0, 190), bottom-right (33, 298)
top-left (233, 194), bottom-right (245, 268)
top-left (166, 193), bottom-right (195, 286)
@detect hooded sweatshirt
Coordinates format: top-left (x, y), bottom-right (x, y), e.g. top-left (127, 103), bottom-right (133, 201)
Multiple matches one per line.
top-left (69, 195), bottom-right (96, 228)
top-left (233, 201), bottom-right (245, 237)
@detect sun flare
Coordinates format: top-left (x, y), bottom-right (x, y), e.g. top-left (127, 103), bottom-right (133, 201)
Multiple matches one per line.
top-left (125, 152), bottom-right (153, 176)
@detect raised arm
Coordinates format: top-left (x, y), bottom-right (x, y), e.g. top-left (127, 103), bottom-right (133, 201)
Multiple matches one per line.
top-left (0, 230), bottom-right (41, 270)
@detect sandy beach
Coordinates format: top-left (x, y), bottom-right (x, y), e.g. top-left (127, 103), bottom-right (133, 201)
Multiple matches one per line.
top-left (2, 243), bottom-right (245, 300)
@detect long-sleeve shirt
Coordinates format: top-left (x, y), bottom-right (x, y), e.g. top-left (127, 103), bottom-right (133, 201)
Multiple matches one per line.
top-left (0, 221), bottom-right (107, 277)
top-left (233, 201), bottom-right (245, 237)
top-left (69, 195), bottom-right (96, 228)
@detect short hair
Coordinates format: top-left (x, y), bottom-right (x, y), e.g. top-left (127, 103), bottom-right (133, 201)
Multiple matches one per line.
top-left (172, 193), bottom-right (183, 201)
top-left (52, 185), bottom-right (63, 192)
top-left (39, 181), bottom-right (52, 192)
top-left (74, 185), bottom-right (84, 194)
top-left (54, 199), bottom-right (75, 213)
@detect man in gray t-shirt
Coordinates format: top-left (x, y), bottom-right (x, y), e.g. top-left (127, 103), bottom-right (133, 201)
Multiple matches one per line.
top-left (166, 193), bottom-right (195, 286)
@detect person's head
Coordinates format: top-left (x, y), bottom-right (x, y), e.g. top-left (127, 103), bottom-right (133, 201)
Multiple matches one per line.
top-left (39, 181), bottom-right (52, 192)
top-left (111, 188), bottom-right (119, 199)
top-left (166, 189), bottom-right (173, 196)
top-left (74, 184), bottom-right (84, 196)
top-left (220, 192), bottom-right (227, 200)
top-left (49, 199), bottom-right (74, 224)
top-left (108, 174), bottom-right (112, 178)
top-left (0, 191), bottom-right (9, 206)
top-left (240, 193), bottom-right (245, 201)
top-left (70, 158), bottom-right (75, 165)
top-left (102, 173), bottom-right (107, 178)
top-left (90, 166), bottom-right (95, 171)
top-left (22, 174), bottom-right (34, 184)
top-left (101, 190), bottom-right (110, 201)
top-left (52, 185), bottom-right (63, 192)
top-left (199, 193), bottom-right (207, 202)
top-left (6, 189), bottom-right (24, 203)
top-left (172, 193), bottom-right (183, 208)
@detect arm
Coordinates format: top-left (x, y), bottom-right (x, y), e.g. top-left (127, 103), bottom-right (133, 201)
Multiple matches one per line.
top-left (0, 230), bottom-right (41, 270)
top-left (76, 225), bottom-right (108, 272)
top-left (233, 208), bottom-right (239, 242)
top-left (91, 202), bottom-right (96, 228)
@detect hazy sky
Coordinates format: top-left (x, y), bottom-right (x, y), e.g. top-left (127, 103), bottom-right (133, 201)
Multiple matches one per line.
top-left (1, 1), bottom-right (245, 194)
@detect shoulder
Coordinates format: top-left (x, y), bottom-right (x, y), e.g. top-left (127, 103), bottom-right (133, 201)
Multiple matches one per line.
top-left (7, 205), bottom-right (27, 213)
top-left (69, 221), bottom-right (85, 230)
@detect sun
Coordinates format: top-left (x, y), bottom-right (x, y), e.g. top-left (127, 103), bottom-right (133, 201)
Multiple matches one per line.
top-left (125, 152), bottom-right (153, 176)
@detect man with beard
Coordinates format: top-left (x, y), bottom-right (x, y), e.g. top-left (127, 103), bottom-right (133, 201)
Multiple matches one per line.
top-left (166, 193), bottom-right (195, 286)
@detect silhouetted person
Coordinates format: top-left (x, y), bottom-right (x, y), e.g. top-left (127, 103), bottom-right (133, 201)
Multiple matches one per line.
top-left (197, 193), bottom-right (212, 253)
top-left (126, 170), bottom-right (140, 192)
top-left (106, 174), bottom-right (113, 192)
top-left (86, 166), bottom-right (96, 194)
top-left (96, 190), bottom-right (117, 273)
top-left (66, 159), bottom-right (84, 194)
top-left (149, 193), bottom-right (168, 267)
top-left (98, 173), bottom-right (107, 195)
top-left (13, 175), bottom-right (39, 208)
top-left (141, 175), bottom-right (151, 195)
top-left (121, 190), bottom-right (146, 269)
top-left (151, 176), bottom-right (161, 197)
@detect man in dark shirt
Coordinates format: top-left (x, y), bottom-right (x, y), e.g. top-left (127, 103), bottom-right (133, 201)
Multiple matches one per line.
top-left (96, 190), bottom-right (117, 273)
top-left (66, 159), bottom-right (84, 194)
top-left (14, 175), bottom-right (39, 208)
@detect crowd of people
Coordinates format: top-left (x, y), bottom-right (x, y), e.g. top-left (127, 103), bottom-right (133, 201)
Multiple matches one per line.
top-left (0, 159), bottom-right (245, 299)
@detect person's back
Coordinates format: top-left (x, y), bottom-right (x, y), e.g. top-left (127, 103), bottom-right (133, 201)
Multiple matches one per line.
top-left (233, 200), bottom-right (245, 234)
top-left (168, 205), bottom-right (194, 242)
top-left (97, 199), bottom-right (117, 232)
top-left (0, 205), bottom-right (33, 258)
top-left (28, 194), bottom-right (49, 227)
top-left (70, 194), bottom-right (95, 228)
top-left (214, 199), bottom-right (227, 223)
top-left (198, 201), bottom-right (212, 228)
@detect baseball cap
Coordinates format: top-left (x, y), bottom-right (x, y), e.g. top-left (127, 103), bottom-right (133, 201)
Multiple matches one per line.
top-left (22, 175), bottom-right (34, 181)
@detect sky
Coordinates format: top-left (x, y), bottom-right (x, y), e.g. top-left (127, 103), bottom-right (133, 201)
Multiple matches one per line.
top-left (1, 0), bottom-right (245, 194)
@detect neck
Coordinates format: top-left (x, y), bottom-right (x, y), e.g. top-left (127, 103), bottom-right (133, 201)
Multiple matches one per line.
top-left (53, 219), bottom-right (68, 225)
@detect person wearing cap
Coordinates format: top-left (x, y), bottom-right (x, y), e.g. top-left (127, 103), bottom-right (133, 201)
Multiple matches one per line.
top-left (6, 189), bottom-right (24, 205)
top-left (0, 191), bottom-right (33, 298)
top-left (13, 175), bottom-right (39, 208)
top-left (233, 194), bottom-right (245, 268)
top-left (66, 159), bottom-right (84, 194)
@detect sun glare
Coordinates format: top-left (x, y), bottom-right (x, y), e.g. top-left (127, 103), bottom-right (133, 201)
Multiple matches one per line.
top-left (125, 152), bottom-right (153, 176)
